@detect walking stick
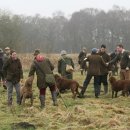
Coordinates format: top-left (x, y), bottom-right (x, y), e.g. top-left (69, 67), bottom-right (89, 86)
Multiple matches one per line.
top-left (55, 84), bottom-right (68, 108)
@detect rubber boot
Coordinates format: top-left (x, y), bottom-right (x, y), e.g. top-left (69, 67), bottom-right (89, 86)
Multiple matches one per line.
top-left (51, 91), bottom-right (58, 106)
top-left (39, 95), bottom-right (45, 109)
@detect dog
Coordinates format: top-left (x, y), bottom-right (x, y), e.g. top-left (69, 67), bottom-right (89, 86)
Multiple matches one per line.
top-left (20, 76), bottom-right (34, 106)
top-left (54, 74), bottom-right (82, 99)
top-left (109, 76), bottom-right (130, 98)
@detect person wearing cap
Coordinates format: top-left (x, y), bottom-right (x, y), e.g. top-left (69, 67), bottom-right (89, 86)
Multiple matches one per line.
top-left (78, 47), bottom-right (87, 75)
top-left (0, 48), bottom-right (6, 89)
top-left (58, 50), bottom-right (74, 80)
top-left (29, 54), bottom-right (58, 108)
top-left (98, 44), bottom-right (111, 95)
top-left (3, 50), bottom-right (23, 106)
top-left (33, 49), bottom-right (40, 59)
top-left (3, 47), bottom-right (11, 64)
top-left (78, 48), bottom-right (107, 98)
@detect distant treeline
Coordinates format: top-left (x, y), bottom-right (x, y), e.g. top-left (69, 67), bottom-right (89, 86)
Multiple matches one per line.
top-left (0, 6), bottom-right (130, 53)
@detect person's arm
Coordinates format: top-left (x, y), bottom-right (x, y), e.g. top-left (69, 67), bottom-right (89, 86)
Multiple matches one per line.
top-left (109, 54), bottom-right (119, 65)
top-left (18, 59), bottom-right (23, 79)
top-left (126, 52), bottom-right (130, 70)
top-left (2, 59), bottom-right (9, 79)
top-left (58, 59), bottom-right (61, 74)
top-left (71, 58), bottom-right (74, 69)
top-left (28, 62), bottom-right (36, 77)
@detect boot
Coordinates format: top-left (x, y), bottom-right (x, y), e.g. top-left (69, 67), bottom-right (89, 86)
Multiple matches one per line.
top-left (98, 85), bottom-right (101, 96)
top-left (51, 91), bottom-right (58, 106)
top-left (39, 95), bottom-right (45, 109)
top-left (104, 85), bottom-right (108, 95)
top-left (77, 87), bottom-right (86, 98)
top-left (94, 85), bottom-right (99, 98)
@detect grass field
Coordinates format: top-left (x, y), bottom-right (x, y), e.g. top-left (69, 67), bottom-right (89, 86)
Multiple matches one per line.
top-left (0, 54), bottom-right (130, 130)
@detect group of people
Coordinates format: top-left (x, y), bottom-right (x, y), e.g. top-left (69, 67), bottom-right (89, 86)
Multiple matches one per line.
top-left (0, 43), bottom-right (130, 108)
top-left (78, 44), bottom-right (130, 98)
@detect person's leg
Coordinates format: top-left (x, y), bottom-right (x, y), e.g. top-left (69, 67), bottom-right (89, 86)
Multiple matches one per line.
top-left (49, 85), bottom-right (58, 106)
top-left (39, 88), bottom-right (46, 108)
top-left (98, 75), bottom-right (102, 96)
top-left (78, 74), bottom-right (92, 98)
top-left (102, 74), bottom-right (108, 95)
top-left (6, 81), bottom-right (13, 106)
top-left (14, 82), bottom-right (21, 105)
top-left (94, 76), bottom-right (100, 98)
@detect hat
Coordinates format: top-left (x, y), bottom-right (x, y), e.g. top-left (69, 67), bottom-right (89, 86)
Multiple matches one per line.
top-left (92, 48), bottom-right (98, 53)
top-left (61, 50), bottom-right (67, 55)
top-left (33, 49), bottom-right (40, 56)
top-left (0, 48), bottom-right (3, 53)
top-left (5, 47), bottom-right (10, 50)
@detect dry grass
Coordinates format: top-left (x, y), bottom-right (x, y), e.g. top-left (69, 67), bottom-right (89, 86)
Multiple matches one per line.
top-left (0, 54), bottom-right (130, 130)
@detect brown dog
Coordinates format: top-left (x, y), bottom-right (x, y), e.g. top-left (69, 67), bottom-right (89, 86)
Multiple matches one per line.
top-left (109, 76), bottom-right (130, 98)
top-left (54, 74), bottom-right (82, 99)
top-left (20, 76), bottom-right (34, 106)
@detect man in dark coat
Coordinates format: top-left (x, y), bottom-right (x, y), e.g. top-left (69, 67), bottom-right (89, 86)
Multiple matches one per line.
top-left (78, 47), bottom-right (87, 75)
top-left (29, 54), bottom-right (58, 108)
top-left (58, 50), bottom-right (74, 79)
top-left (3, 50), bottom-right (23, 106)
top-left (98, 44), bottom-right (111, 95)
top-left (108, 44), bottom-right (130, 80)
top-left (78, 48), bottom-right (107, 98)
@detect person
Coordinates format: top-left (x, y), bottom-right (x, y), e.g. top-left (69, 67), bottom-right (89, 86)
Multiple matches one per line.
top-left (98, 44), bottom-right (111, 95)
top-left (58, 50), bottom-right (74, 79)
top-left (3, 47), bottom-right (11, 64)
top-left (29, 54), bottom-right (58, 108)
top-left (78, 47), bottom-right (87, 75)
top-left (33, 49), bottom-right (40, 59)
top-left (108, 44), bottom-right (130, 80)
top-left (78, 48), bottom-right (107, 98)
top-left (110, 50), bottom-right (119, 76)
top-left (0, 48), bottom-right (6, 89)
top-left (3, 50), bottom-right (23, 106)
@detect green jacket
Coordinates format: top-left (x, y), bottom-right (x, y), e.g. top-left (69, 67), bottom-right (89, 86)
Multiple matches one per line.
top-left (58, 56), bottom-right (74, 79)
top-left (29, 58), bottom-right (54, 88)
top-left (3, 58), bottom-right (23, 84)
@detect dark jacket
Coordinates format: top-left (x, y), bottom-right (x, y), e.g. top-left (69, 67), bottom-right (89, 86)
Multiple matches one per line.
top-left (109, 50), bottom-right (130, 69)
top-left (99, 51), bottom-right (111, 75)
top-left (86, 54), bottom-right (107, 76)
top-left (78, 51), bottom-right (87, 64)
top-left (58, 56), bottom-right (74, 79)
top-left (29, 57), bottom-right (54, 88)
top-left (3, 58), bottom-right (23, 84)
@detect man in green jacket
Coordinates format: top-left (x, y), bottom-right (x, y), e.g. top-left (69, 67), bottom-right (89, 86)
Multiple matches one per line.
top-left (29, 54), bottom-right (58, 108)
top-left (58, 50), bottom-right (74, 79)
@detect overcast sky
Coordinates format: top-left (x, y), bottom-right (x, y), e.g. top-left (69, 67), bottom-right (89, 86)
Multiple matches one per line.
top-left (0, 0), bottom-right (130, 17)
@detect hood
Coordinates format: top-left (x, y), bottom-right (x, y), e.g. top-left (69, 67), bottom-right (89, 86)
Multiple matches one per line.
top-left (36, 55), bottom-right (44, 62)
